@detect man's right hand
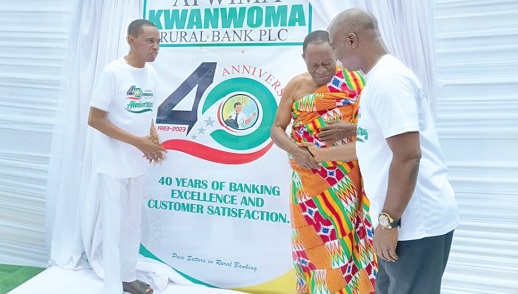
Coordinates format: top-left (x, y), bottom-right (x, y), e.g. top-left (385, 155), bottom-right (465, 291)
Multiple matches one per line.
top-left (292, 145), bottom-right (320, 169)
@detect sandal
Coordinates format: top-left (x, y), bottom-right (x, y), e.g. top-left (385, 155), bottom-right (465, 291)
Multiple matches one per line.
top-left (122, 280), bottom-right (154, 294)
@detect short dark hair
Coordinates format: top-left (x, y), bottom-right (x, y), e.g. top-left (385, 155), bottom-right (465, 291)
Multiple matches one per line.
top-left (127, 19), bottom-right (156, 37)
top-left (234, 102), bottom-right (242, 108)
top-left (302, 30), bottom-right (330, 55)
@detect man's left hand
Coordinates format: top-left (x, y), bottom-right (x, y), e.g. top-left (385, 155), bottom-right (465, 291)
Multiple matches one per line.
top-left (373, 226), bottom-right (399, 262)
top-left (317, 120), bottom-right (356, 145)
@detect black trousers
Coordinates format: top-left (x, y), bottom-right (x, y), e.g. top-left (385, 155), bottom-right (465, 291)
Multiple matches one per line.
top-left (376, 230), bottom-right (454, 294)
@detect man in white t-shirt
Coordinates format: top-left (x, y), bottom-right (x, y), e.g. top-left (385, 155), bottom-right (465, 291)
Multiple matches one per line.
top-left (87, 19), bottom-right (165, 294)
top-left (329, 9), bottom-right (459, 294)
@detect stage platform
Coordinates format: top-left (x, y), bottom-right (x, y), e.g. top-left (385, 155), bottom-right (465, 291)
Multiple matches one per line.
top-left (9, 266), bottom-right (247, 294)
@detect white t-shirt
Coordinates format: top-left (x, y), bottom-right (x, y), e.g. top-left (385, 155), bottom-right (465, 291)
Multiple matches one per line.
top-left (89, 58), bottom-right (157, 178)
top-left (356, 55), bottom-right (459, 241)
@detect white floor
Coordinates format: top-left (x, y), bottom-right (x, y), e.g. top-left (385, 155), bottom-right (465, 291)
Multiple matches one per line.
top-left (9, 266), bottom-right (247, 294)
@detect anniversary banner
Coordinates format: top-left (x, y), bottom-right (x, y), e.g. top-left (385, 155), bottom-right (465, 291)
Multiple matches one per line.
top-left (140, 0), bottom-right (339, 292)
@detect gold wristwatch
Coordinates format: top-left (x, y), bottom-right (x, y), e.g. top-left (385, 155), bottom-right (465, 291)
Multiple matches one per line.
top-left (378, 212), bottom-right (401, 229)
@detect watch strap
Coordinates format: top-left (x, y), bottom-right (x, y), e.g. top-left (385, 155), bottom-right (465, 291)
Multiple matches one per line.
top-left (379, 211), bottom-right (401, 229)
top-left (390, 218), bottom-right (401, 228)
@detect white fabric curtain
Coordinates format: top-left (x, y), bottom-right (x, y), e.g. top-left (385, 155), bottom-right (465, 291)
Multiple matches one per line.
top-left (47, 0), bottom-right (140, 268)
top-left (0, 0), bottom-right (70, 267)
top-left (310, 0), bottom-right (439, 117)
top-left (366, 0), bottom-right (438, 117)
top-left (45, 0), bottom-right (190, 290)
top-left (434, 0), bottom-right (518, 292)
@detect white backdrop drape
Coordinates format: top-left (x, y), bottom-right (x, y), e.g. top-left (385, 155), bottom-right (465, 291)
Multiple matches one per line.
top-left (45, 0), bottom-right (193, 290)
top-left (434, 0), bottom-right (518, 292)
top-left (361, 0), bottom-right (438, 116)
top-left (0, 0), bottom-right (70, 267)
top-left (47, 0), bottom-right (141, 268)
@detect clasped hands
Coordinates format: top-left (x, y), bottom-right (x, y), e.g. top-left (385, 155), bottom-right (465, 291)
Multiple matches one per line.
top-left (139, 134), bottom-right (167, 164)
top-left (292, 144), bottom-right (321, 169)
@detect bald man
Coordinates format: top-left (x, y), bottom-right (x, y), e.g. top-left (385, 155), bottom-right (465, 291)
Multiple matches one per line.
top-left (328, 9), bottom-right (459, 294)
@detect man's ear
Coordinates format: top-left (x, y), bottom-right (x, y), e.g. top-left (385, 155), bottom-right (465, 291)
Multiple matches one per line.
top-left (127, 35), bottom-right (134, 46)
top-left (347, 32), bottom-right (358, 48)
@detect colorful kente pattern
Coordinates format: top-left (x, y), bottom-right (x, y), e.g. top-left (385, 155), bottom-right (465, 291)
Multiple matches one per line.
top-left (289, 68), bottom-right (377, 294)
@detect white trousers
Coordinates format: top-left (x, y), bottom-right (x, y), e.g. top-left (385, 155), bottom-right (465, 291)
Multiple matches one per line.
top-left (99, 174), bottom-right (143, 293)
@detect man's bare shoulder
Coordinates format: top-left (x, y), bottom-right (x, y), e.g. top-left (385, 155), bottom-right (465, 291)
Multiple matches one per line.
top-left (287, 72), bottom-right (312, 87)
top-left (284, 72), bottom-right (313, 94)
top-left (282, 72), bottom-right (318, 102)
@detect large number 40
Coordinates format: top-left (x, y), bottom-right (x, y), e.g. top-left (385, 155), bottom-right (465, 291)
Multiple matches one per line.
top-left (156, 62), bottom-right (217, 133)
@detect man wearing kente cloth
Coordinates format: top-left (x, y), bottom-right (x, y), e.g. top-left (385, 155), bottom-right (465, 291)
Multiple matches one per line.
top-left (271, 30), bottom-right (377, 294)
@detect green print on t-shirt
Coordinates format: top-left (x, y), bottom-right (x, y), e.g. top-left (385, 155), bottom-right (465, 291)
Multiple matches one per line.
top-left (357, 126), bottom-right (368, 142)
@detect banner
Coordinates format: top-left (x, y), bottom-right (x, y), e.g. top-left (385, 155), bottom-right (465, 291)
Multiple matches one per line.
top-left (140, 1), bottom-right (339, 292)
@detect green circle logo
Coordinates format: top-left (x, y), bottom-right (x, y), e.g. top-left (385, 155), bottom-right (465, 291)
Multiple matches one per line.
top-left (202, 78), bottom-right (277, 151)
